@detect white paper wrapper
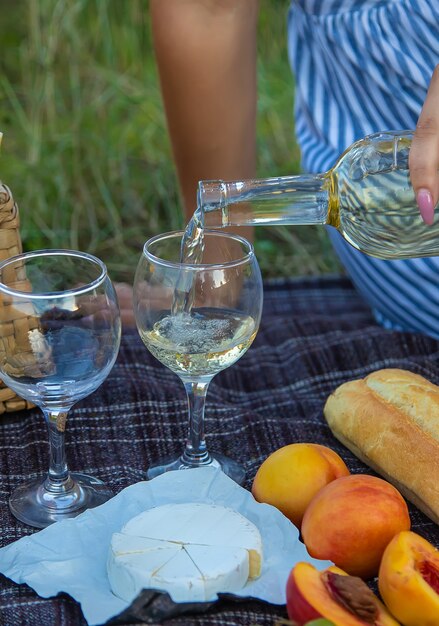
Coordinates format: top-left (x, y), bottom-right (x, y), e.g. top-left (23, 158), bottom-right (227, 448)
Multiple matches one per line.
top-left (0, 467), bottom-right (332, 625)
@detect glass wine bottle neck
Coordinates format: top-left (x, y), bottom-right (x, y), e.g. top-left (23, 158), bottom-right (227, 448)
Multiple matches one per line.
top-left (197, 173), bottom-right (332, 229)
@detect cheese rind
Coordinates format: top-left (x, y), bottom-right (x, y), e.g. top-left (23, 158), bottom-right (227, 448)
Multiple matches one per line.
top-left (107, 503), bottom-right (263, 603)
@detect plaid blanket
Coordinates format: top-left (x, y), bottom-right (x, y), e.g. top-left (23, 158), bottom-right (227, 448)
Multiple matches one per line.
top-left (1, 276), bottom-right (438, 626)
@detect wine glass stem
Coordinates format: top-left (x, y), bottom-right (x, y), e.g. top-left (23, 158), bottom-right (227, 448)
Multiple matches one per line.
top-left (182, 380), bottom-right (211, 466)
top-left (44, 410), bottom-right (72, 491)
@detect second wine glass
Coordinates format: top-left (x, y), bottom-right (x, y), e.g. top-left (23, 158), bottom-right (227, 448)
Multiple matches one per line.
top-left (133, 230), bottom-right (263, 485)
top-left (0, 249), bottom-right (121, 527)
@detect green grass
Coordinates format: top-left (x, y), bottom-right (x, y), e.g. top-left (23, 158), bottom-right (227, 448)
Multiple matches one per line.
top-left (1, 0), bottom-right (341, 282)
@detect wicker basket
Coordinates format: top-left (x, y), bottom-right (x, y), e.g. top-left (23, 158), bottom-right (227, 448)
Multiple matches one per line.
top-left (0, 182), bottom-right (34, 414)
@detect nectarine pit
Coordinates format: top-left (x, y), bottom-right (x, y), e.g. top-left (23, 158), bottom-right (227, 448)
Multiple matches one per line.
top-left (323, 572), bottom-right (378, 624)
top-left (419, 560), bottom-right (439, 594)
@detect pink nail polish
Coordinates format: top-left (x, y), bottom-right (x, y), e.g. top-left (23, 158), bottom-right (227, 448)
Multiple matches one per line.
top-left (416, 189), bottom-right (435, 226)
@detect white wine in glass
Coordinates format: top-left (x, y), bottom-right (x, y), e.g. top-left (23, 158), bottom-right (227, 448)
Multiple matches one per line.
top-left (133, 231), bottom-right (263, 485)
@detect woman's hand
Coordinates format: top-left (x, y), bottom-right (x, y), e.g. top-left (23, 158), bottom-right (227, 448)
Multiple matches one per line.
top-left (409, 64), bottom-right (439, 225)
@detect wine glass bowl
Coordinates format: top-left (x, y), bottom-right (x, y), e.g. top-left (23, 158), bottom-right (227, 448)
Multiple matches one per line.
top-left (133, 230), bottom-right (263, 484)
top-left (0, 250), bottom-right (121, 527)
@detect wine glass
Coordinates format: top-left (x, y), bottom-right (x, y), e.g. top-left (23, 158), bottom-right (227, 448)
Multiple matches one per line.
top-left (0, 249), bottom-right (121, 528)
top-left (133, 230), bottom-right (263, 485)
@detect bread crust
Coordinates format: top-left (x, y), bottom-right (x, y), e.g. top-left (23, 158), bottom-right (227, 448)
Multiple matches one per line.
top-left (324, 369), bottom-right (439, 525)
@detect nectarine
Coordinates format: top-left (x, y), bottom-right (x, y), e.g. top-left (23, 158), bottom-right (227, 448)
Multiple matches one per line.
top-left (251, 443), bottom-right (349, 528)
top-left (301, 474), bottom-right (411, 578)
top-left (287, 562), bottom-right (399, 625)
top-left (379, 530), bottom-right (439, 626)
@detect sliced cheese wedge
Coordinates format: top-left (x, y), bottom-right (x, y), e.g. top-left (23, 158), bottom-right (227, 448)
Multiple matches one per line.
top-left (108, 503), bottom-right (263, 603)
top-left (107, 546), bottom-right (180, 602)
top-left (152, 548), bottom-right (204, 601)
top-left (185, 543), bottom-right (249, 599)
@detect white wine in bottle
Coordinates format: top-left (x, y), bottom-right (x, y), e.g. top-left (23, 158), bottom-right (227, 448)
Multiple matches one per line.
top-left (186, 130), bottom-right (438, 261)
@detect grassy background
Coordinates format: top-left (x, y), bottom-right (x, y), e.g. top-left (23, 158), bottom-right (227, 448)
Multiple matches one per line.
top-left (1, 0), bottom-right (341, 282)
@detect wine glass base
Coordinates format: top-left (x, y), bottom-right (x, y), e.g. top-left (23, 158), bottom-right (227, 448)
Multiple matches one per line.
top-left (146, 452), bottom-right (246, 485)
top-left (9, 473), bottom-right (114, 529)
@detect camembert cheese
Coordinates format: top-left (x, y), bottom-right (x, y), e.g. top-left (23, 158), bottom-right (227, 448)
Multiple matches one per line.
top-left (107, 503), bottom-right (263, 603)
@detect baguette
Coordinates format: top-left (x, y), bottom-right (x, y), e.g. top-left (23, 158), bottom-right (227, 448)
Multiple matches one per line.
top-left (324, 368), bottom-right (439, 525)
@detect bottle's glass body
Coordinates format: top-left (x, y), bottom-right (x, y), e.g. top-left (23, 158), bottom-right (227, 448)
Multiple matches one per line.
top-left (195, 131), bottom-right (439, 260)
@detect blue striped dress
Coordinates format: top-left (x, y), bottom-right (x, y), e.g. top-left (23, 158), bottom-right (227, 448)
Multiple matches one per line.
top-left (288, 0), bottom-right (439, 338)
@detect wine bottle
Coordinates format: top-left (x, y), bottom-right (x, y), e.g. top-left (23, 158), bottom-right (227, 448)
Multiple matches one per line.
top-left (194, 130), bottom-right (438, 260)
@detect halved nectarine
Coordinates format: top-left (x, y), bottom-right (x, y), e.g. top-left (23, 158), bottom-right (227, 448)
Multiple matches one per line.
top-left (378, 530), bottom-right (439, 626)
top-left (287, 562), bottom-right (400, 625)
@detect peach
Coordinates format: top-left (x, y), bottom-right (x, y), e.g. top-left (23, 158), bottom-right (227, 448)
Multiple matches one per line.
top-left (301, 475), bottom-right (411, 579)
top-left (287, 562), bottom-right (400, 625)
top-left (251, 443), bottom-right (349, 528)
top-left (378, 530), bottom-right (439, 626)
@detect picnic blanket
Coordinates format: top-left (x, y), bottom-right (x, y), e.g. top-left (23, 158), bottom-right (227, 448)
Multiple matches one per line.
top-left (1, 275), bottom-right (438, 626)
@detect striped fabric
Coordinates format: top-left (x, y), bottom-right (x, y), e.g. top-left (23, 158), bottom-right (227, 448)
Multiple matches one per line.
top-left (288, 0), bottom-right (439, 338)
